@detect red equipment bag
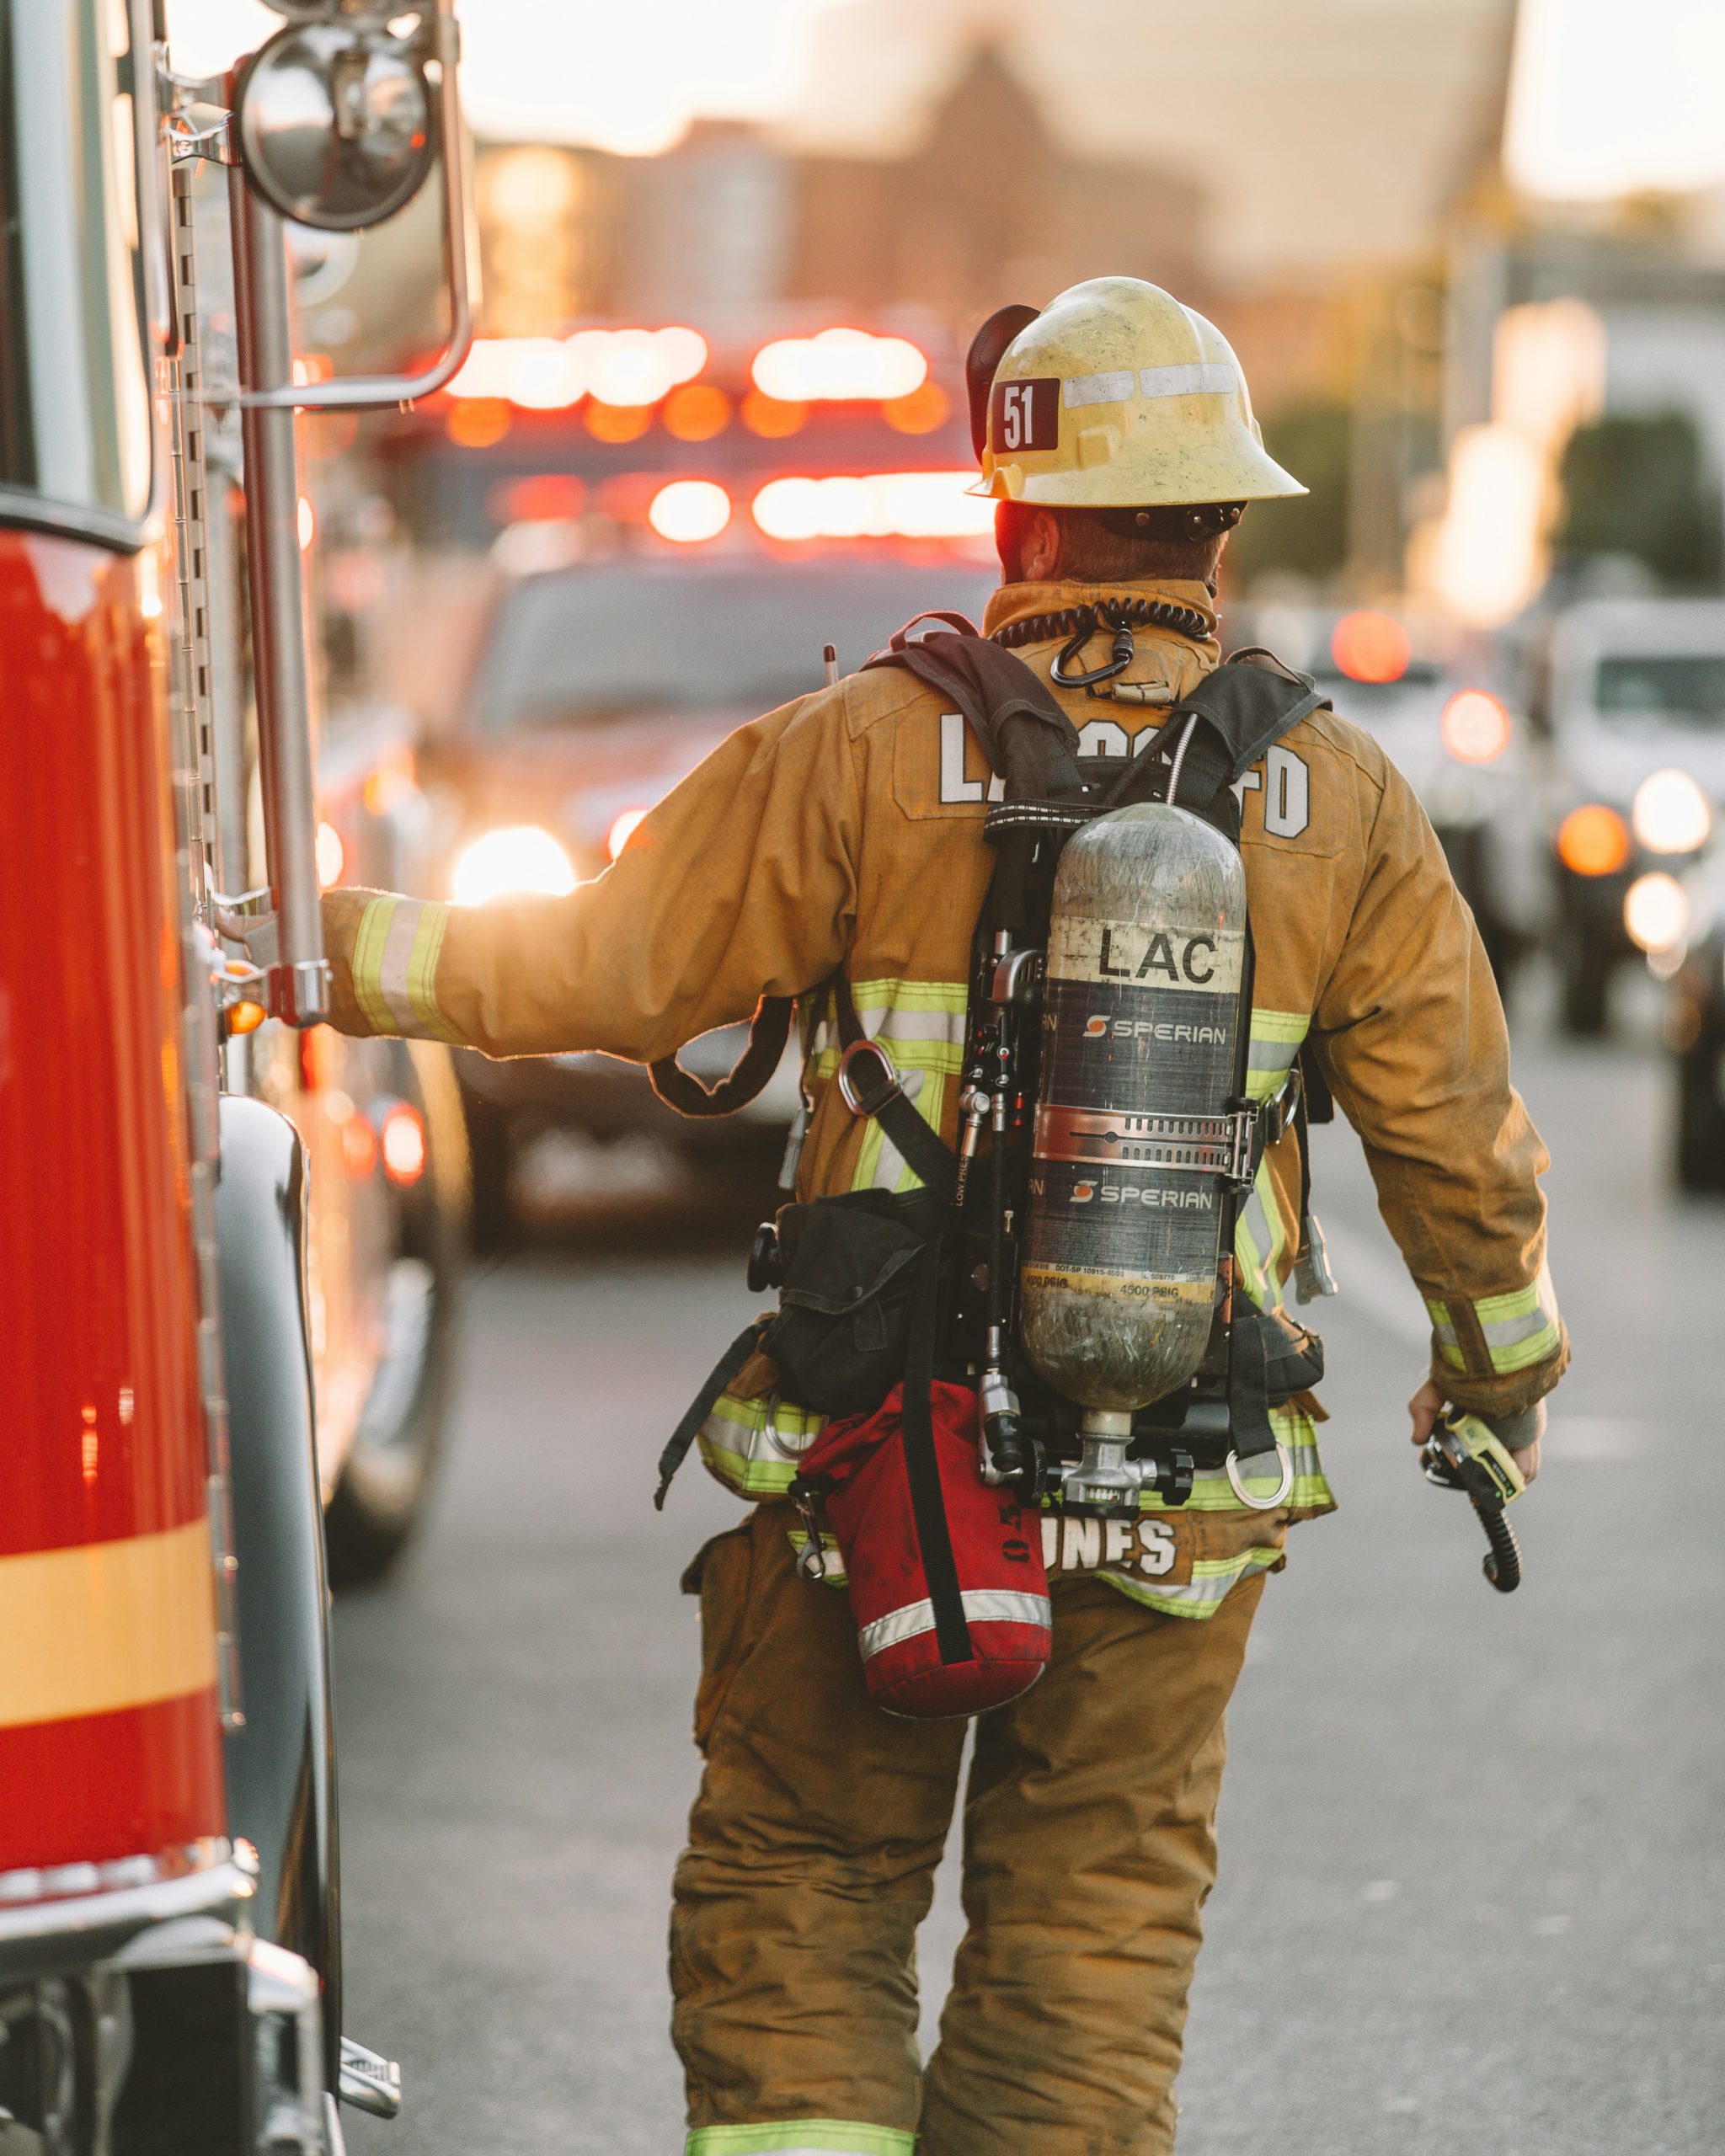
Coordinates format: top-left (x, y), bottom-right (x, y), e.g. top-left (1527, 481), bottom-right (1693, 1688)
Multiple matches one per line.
top-left (796, 1380), bottom-right (1051, 1719)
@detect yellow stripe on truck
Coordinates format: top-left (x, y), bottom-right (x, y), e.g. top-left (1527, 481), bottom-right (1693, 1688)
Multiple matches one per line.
top-left (0, 1520), bottom-right (218, 1730)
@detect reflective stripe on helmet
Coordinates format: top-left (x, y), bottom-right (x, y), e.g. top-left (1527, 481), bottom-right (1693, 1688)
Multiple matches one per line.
top-left (1138, 360), bottom-right (1242, 398)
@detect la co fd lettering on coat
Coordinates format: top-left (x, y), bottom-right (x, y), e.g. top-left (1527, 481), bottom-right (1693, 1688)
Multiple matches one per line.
top-left (939, 710), bottom-right (1311, 838)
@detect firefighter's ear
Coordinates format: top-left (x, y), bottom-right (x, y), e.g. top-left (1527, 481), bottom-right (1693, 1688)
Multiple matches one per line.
top-left (965, 304), bottom-right (1041, 462)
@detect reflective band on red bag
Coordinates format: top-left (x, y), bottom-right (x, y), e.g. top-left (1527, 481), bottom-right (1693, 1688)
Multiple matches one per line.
top-left (797, 1382), bottom-right (1053, 1720)
top-left (858, 1589), bottom-right (1053, 1662)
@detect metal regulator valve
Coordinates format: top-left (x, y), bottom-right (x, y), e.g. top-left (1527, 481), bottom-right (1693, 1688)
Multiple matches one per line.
top-left (1419, 1408), bottom-right (1526, 1593)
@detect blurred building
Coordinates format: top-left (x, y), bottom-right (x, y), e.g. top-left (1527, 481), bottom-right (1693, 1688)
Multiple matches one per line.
top-left (780, 0), bottom-right (1518, 285)
top-left (462, 0), bottom-right (1530, 600)
top-left (473, 47), bottom-right (1205, 339)
top-left (781, 47), bottom-right (1207, 328)
top-left (1419, 216), bottom-right (1725, 624)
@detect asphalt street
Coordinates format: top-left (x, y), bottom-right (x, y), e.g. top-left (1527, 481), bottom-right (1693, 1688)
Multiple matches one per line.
top-left (333, 988), bottom-right (1725, 2156)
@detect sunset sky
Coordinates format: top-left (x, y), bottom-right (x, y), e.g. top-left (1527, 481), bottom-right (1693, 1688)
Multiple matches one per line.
top-left (168, 0), bottom-right (1725, 203)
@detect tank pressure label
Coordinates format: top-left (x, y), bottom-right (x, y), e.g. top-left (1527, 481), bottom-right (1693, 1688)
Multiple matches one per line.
top-left (1048, 917), bottom-right (1246, 995)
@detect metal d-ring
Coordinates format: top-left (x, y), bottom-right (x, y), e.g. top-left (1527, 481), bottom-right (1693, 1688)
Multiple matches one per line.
top-left (1224, 1442), bottom-right (1294, 1510)
top-left (836, 1037), bottom-right (898, 1117)
top-left (761, 1393), bottom-right (815, 1462)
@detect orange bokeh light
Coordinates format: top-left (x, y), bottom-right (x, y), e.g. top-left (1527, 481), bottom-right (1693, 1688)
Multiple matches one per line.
top-left (1556, 803), bottom-right (1632, 877)
top-left (1439, 688), bottom-right (1512, 764)
top-left (883, 382), bottom-right (951, 435)
top-left (341, 1114), bottom-right (378, 1179)
top-left (490, 473), bottom-right (587, 525)
top-left (585, 401), bottom-right (653, 444)
top-left (1330, 610), bottom-right (1411, 684)
top-left (663, 383), bottom-right (732, 440)
top-left (445, 398), bottom-right (512, 449)
top-left (742, 391), bottom-right (808, 438)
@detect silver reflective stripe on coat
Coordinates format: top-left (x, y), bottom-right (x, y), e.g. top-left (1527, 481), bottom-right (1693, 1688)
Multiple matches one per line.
top-left (857, 1589), bottom-right (1052, 1662)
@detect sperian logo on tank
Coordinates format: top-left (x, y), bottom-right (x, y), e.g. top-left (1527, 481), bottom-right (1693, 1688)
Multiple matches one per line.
top-left (1079, 1013), bottom-right (1230, 1045)
top-left (1047, 917), bottom-right (1246, 993)
top-left (1060, 1178), bottom-right (1216, 1210)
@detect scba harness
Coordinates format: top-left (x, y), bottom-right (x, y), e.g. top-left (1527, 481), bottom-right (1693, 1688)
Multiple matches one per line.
top-left (655, 617), bottom-right (1336, 1716)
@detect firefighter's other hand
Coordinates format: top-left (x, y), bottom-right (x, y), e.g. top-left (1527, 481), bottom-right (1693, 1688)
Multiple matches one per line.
top-left (1407, 1378), bottom-right (1446, 1450)
top-left (1407, 1380), bottom-right (1541, 1486)
top-left (212, 900), bottom-right (280, 970)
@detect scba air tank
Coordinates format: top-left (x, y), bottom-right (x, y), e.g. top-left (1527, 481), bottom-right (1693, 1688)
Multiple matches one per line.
top-left (1021, 803), bottom-right (1247, 1416)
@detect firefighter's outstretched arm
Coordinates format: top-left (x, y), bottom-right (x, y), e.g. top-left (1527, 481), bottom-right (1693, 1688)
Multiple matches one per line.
top-left (320, 688), bottom-right (861, 1062)
top-left (1310, 757), bottom-right (1567, 1426)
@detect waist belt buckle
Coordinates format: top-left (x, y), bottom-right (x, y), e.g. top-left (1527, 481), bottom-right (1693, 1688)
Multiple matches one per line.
top-left (837, 1038), bottom-right (901, 1119)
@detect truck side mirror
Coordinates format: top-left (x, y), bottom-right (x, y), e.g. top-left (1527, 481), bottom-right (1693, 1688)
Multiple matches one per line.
top-left (235, 16), bottom-right (436, 234)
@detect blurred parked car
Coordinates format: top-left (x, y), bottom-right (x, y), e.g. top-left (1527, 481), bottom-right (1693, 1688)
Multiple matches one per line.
top-left (425, 548), bottom-right (1000, 1243)
top-left (1660, 866), bottom-right (1725, 1190)
top-left (1246, 604), bottom-right (1535, 983)
top-left (1536, 597), bottom-right (1725, 1034)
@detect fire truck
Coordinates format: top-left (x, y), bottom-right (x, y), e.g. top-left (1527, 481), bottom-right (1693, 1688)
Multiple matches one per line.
top-left (0, 2), bottom-right (473, 2146)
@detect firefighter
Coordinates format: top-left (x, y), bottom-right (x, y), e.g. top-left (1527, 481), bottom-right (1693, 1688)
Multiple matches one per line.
top-left (255, 277), bottom-right (1566, 2153)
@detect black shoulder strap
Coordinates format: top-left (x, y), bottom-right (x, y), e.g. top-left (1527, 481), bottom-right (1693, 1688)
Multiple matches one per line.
top-left (865, 619), bottom-right (1087, 803)
top-left (1133, 651), bottom-right (1328, 824)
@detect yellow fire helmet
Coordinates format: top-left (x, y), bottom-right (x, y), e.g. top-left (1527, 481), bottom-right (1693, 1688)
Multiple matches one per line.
top-left (973, 276), bottom-right (1306, 510)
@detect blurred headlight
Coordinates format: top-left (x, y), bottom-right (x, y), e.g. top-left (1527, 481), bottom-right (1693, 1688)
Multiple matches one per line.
top-left (381, 1102), bottom-right (428, 1185)
top-left (1439, 688), bottom-right (1511, 764)
top-left (1624, 871), bottom-right (1689, 953)
top-left (649, 479), bottom-right (731, 544)
top-left (1631, 768), bottom-right (1712, 855)
top-left (451, 825), bottom-right (576, 906)
top-left (1556, 803), bottom-right (1631, 877)
top-left (315, 819), bottom-right (345, 889)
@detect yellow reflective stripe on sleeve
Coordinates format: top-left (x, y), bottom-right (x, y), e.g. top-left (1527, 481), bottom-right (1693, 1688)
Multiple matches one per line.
top-left (350, 896), bottom-right (401, 1036)
top-left (686, 2126), bottom-right (916, 2156)
top-left (1473, 1262), bottom-right (1562, 1373)
top-left (697, 1392), bottom-right (825, 1497)
top-left (350, 894), bottom-right (462, 1043)
top-left (1245, 1007), bottom-right (1309, 1102)
top-left (1423, 1296), bottom-right (1466, 1370)
top-left (1098, 1541), bottom-right (1284, 1620)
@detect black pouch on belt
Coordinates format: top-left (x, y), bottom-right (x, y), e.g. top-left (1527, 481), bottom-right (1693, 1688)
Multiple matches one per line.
top-left (758, 1189), bottom-right (939, 1419)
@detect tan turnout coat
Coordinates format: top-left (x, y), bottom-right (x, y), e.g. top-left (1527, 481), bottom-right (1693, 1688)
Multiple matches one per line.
top-left (322, 574), bottom-right (1566, 1609)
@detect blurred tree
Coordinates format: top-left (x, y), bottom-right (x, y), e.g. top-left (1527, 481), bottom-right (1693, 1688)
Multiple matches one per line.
top-left (1227, 403), bottom-right (1352, 589)
top-left (1553, 411), bottom-right (1722, 590)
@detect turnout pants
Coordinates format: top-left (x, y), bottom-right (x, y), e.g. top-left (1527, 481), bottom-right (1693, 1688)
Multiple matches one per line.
top-left (671, 1502), bottom-right (1267, 2156)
